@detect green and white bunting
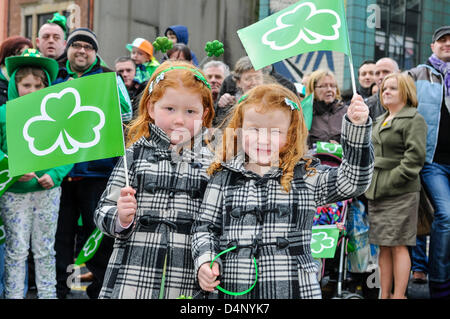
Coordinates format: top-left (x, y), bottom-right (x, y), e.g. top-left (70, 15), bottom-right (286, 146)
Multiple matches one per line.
top-left (75, 227), bottom-right (104, 265)
top-left (6, 72), bottom-right (125, 177)
top-left (237, 0), bottom-right (351, 70)
top-left (311, 225), bottom-right (340, 258)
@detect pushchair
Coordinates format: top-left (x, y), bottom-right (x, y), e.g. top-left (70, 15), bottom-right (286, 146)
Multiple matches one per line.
top-left (312, 151), bottom-right (364, 299)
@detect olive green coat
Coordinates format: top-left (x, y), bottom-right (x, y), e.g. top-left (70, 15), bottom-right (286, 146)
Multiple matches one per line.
top-left (365, 106), bottom-right (427, 200)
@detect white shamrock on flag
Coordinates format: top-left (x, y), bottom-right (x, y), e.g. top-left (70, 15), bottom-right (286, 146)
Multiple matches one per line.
top-left (23, 87), bottom-right (105, 156)
top-left (311, 231), bottom-right (336, 254)
top-left (262, 2), bottom-right (342, 51)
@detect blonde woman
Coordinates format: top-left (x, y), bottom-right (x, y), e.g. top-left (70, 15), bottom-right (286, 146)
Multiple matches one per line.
top-left (306, 69), bottom-right (348, 148)
top-left (365, 73), bottom-right (427, 299)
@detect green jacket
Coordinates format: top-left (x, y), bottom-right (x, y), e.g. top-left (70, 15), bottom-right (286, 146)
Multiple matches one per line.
top-left (0, 74), bottom-right (73, 194)
top-left (134, 58), bottom-right (160, 84)
top-left (365, 106), bottom-right (427, 200)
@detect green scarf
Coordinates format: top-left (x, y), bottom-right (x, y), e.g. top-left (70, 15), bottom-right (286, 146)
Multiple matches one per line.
top-left (66, 57), bottom-right (98, 79)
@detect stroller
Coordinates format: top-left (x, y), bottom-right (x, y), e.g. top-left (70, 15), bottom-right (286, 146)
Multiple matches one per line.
top-left (312, 151), bottom-right (364, 299)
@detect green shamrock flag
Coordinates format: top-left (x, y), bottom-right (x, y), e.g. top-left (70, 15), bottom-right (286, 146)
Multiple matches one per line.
top-left (75, 228), bottom-right (104, 265)
top-left (237, 0), bottom-right (351, 70)
top-left (6, 72), bottom-right (125, 177)
top-left (0, 154), bottom-right (21, 197)
top-left (311, 225), bottom-right (340, 258)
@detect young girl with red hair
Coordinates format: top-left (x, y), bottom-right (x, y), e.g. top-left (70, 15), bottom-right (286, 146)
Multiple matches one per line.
top-left (193, 84), bottom-right (374, 299)
top-left (94, 61), bottom-right (215, 298)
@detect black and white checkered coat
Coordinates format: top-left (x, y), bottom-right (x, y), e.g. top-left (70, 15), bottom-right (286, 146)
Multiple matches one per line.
top-left (94, 123), bottom-right (214, 299)
top-left (192, 117), bottom-right (374, 299)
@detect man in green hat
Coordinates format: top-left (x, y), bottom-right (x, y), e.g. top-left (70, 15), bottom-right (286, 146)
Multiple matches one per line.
top-left (36, 13), bottom-right (67, 63)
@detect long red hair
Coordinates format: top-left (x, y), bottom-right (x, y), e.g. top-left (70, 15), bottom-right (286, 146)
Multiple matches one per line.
top-left (208, 83), bottom-right (314, 192)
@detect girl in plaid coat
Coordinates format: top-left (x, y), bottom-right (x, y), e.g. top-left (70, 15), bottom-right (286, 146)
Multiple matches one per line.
top-left (94, 61), bottom-right (215, 298)
top-left (192, 84), bottom-right (374, 299)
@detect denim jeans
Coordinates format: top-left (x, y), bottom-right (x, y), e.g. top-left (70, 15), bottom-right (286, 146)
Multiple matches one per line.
top-left (411, 235), bottom-right (428, 273)
top-left (421, 162), bottom-right (450, 283)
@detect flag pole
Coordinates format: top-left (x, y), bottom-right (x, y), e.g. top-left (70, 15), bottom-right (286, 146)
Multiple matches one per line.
top-left (343, 0), bottom-right (357, 97)
top-left (122, 142), bottom-right (130, 188)
top-left (115, 75), bottom-right (130, 188)
top-left (348, 54), bottom-right (357, 96)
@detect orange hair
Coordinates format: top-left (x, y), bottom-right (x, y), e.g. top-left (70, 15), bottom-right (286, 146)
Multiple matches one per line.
top-left (208, 83), bottom-right (314, 192)
top-left (126, 60), bottom-right (215, 147)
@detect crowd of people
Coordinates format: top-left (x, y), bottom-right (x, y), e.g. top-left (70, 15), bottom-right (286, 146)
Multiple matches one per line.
top-left (0, 12), bottom-right (448, 300)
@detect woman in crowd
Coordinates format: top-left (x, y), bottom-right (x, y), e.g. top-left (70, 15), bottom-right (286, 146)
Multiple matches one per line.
top-left (305, 69), bottom-right (348, 148)
top-left (365, 73), bottom-right (427, 299)
top-left (0, 36), bottom-right (33, 105)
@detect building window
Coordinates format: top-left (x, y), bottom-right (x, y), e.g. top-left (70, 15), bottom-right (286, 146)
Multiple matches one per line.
top-left (21, 1), bottom-right (74, 42)
top-left (25, 15), bottom-right (33, 40)
top-left (375, 0), bottom-right (421, 70)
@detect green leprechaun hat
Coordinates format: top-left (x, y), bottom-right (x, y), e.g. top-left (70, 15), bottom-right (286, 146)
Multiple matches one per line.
top-left (5, 48), bottom-right (59, 83)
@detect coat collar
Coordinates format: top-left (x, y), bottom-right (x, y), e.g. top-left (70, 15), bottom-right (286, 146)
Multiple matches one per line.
top-left (373, 106), bottom-right (417, 142)
top-left (147, 122), bottom-right (171, 149)
top-left (138, 123), bottom-right (212, 160)
top-left (221, 152), bottom-right (285, 180)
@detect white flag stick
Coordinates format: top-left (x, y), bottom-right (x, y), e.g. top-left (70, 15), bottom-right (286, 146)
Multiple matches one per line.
top-left (115, 75), bottom-right (130, 188)
top-left (348, 54), bottom-right (358, 96)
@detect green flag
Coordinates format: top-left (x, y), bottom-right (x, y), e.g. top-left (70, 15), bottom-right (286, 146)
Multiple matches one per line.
top-left (0, 154), bottom-right (21, 197)
top-left (300, 94), bottom-right (313, 131)
top-left (311, 225), bottom-right (340, 258)
top-left (316, 141), bottom-right (343, 158)
top-left (6, 72), bottom-right (125, 177)
top-left (237, 0), bottom-right (351, 70)
top-left (75, 227), bottom-right (104, 265)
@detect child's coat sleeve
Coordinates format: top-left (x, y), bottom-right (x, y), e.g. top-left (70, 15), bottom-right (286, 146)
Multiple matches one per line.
top-left (191, 172), bottom-right (224, 275)
top-left (304, 115), bottom-right (374, 206)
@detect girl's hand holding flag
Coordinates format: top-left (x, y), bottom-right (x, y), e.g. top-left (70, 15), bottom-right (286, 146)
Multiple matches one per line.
top-left (347, 94), bottom-right (369, 126)
top-left (117, 186), bottom-right (137, 227)
top-left (18, 172), bottom-right (37, 182)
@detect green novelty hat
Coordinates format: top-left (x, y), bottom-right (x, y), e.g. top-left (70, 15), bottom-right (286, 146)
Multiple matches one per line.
top-left (5, 48), bottom-right (59, 83)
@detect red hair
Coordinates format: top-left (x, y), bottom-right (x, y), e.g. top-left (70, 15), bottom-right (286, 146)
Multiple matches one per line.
top-left (208, 83), bottom-right (315, 192)
top-left (126, 60), bottom-right (215, 147)
top-left (0, 36), bottom-right (33, 65)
